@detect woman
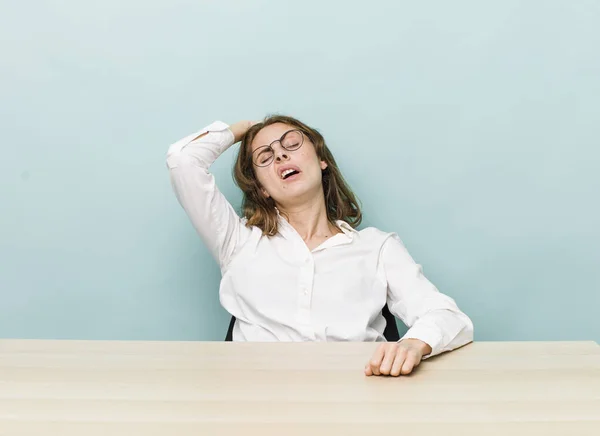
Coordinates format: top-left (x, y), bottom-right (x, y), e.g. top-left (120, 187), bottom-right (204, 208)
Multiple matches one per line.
top-left (166, 115), bottom-right (473, 377)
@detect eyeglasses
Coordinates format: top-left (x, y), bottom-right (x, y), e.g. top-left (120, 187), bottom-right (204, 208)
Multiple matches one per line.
top-left (251, 129), bottom-right (305, 167)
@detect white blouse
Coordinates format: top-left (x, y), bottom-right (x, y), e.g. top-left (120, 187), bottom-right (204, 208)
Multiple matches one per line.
top-left (166, 121), bottom-right (473, 357)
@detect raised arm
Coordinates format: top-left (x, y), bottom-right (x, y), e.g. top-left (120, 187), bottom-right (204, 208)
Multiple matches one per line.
top-left (166, 120), bottom-right (255, 270)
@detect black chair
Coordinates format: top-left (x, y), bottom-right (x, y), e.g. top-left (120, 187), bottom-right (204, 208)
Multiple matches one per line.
top-left (225, 303), bottom-right (400, 341)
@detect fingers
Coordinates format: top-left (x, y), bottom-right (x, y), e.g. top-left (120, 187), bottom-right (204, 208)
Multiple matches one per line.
top-left (366, 344), bottom-right (386, 376)
top-left (365, 344), bottom-right (424, 377)
top-left (390, 347), bottom-right (408, 376)
top-left (379, 343), bottom-right (398, 375)
top-left (400, 351), bottom-right (420, 375)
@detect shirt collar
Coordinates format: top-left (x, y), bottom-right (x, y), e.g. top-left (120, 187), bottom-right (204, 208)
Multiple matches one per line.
top-left (336, 220), bottom-right (358, 236)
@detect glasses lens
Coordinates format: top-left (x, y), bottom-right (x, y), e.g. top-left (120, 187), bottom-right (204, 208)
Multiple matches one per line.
top-left (282, 131), bottom-right (303, 151)
top-left (253, 146), bottom-right (274, 166)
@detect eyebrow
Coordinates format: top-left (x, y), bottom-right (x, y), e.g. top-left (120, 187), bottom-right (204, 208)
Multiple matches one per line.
top-left (256, 129), bottom-right (296, 149)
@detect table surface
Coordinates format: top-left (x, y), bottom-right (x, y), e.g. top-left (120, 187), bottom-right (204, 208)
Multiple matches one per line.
top-left (0, 340), bottom-right (598, 435)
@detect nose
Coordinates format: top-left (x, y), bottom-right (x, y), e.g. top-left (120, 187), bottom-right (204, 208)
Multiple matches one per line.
top-left (273, 142), bottom-right (290, 162)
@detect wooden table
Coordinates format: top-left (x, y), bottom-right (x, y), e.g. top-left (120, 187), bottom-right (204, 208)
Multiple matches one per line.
top-left (0, 340), bottom-right (598, 435)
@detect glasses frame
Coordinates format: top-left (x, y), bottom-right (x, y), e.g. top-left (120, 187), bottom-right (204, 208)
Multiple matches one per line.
top-left (251, 129), bottom-right (305, 167)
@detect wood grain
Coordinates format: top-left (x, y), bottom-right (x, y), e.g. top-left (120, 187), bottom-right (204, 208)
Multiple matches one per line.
top-left (0, 340), bottom-right (598, 435)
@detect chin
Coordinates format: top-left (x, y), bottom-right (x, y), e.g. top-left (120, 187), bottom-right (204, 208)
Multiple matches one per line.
top-left (276, 184), bottom-right (320, 203)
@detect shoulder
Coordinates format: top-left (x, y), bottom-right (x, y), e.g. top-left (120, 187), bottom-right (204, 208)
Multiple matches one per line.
top-left (337, 220), bottom-right (407, 251)
top-left (354, 226), bottom-right (399, 247)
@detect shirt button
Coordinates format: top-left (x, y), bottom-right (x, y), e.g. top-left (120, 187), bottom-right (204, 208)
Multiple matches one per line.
top-left (304, 257), bottom-right (310, 264)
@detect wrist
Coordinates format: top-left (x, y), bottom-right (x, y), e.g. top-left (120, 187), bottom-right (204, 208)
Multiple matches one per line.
top-left (229, 120), bottom-right (254, 143)
top-left (401, 338), bottom-right (432, 356)
top-left (419, 340), bottom-right (433, 356)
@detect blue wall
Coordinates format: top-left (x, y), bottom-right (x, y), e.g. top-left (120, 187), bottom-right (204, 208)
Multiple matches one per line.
top-left (1, 1), bottom-right (598, 341)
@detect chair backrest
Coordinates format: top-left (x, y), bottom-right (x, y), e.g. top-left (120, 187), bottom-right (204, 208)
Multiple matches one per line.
top-left (381, 303), bottom-right (400, 341)
top-left (225, 304), bottom-right (400, 341)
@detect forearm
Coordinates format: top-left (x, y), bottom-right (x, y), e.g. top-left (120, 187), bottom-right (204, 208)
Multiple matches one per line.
top-left (166, 120), bottom-right (252, 269)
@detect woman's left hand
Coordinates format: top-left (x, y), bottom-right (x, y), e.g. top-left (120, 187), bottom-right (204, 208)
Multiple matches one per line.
top-left (365, 339), bottom-right (432, 377)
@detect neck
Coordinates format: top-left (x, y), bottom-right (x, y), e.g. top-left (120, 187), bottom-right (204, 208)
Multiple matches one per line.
top-left (277, 192), bottom-right (337, 241)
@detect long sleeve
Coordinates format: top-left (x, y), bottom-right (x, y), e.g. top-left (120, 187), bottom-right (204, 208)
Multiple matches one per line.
top-left (381, 234), bottom-right (474, 358)
top-left (166, 121), bottom-right (251, 270)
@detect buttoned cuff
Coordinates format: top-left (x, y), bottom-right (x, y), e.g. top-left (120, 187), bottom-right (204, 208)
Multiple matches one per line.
top-left (198, 120), bottom-right (235, 151)
top-left (166, 121), bottom-right (235, 169)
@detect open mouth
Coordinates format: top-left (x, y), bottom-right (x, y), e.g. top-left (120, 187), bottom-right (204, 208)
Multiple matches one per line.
top-left (281, 169), bottom-right (301, 180)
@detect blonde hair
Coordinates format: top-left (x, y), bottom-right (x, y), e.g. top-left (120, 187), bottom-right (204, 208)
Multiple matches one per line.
top-left (233, 115), bottom-right (362, 236)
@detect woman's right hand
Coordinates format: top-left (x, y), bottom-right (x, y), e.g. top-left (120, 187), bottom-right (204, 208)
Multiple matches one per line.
top-left (229, 120), bottom-right (258, 143)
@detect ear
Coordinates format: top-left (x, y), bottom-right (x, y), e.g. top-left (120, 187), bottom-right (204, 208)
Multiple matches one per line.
top-left (320, 160), bottom-right (328, 171)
